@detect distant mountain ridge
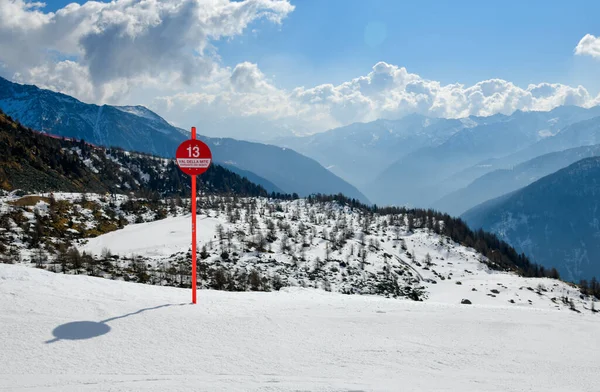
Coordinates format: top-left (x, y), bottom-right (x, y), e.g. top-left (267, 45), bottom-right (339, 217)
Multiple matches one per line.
top-left (274, 114), bottom-right (467, 187)
top-left (462, 157), bottom-right (600, 282)
top-left (367, 107), bottom-right (600, 207)
top-left (275, 105), bottom-right (600, 209)
top-left (452, 113), bottom-right (600, 188)
top-left (434, 144), bottom-right (600, 216)
top-left (0, 77), bottom-right (368, 202)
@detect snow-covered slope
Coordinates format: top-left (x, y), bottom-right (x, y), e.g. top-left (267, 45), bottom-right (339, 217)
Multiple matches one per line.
top-left (73, 196), bottom-right (590, 310)
top-left (2, 192), bottom-right (591, 308)
top-left (1, 263), bottom-right (599, 392)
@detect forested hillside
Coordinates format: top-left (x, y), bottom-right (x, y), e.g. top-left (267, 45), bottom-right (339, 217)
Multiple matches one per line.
top-left (463, 157), bottom-right (600, 284)
top-left (0, 110), bottom-right (269, 198)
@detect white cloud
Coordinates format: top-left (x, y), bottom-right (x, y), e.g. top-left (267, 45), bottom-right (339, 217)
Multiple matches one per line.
top-left (282, 64), bottom-right (597, 130)
top-left (12, 60), bottom-right (134, 103)
top-left (152, 60), bottom-right (600, 140)
top-left (230, 62), bottom-right (275, 93)
top-left (0, 0), bottom-right (294, 102)
top-left (575, 34), bottom-right (600, 59)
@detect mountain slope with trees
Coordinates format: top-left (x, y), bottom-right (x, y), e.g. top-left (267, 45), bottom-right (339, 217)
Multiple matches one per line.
top-left (462, 157), bottom-right (600, 282)
top-left (0, 77), bottom-right (368, 202)
top-left (434, 143), bottom-right (600, 216)
top-left (0, 109), bottom-right (269, 198)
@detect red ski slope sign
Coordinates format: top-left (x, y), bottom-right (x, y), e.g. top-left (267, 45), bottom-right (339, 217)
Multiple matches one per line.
top-left (175, 139), bottom-right (212, 176)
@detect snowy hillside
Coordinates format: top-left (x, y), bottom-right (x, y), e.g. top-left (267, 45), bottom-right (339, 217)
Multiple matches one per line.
top-left (1, 263), bottom-right (599, 392)
top-left (78, 196), bottom-right (593, 310)
top-left (1, 191), bottom-right (594, 310)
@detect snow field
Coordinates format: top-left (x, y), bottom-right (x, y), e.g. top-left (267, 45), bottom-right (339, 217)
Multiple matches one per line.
top-left (1, 264), bottom-right (599, 392)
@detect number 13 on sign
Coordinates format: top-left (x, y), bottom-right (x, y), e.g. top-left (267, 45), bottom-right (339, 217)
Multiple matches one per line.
top-left (187, 145), bottom-right (201, 158)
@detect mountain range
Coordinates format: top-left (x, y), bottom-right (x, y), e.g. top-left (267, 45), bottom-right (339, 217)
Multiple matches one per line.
top-left (275, 105), bottom-right (600, 208)
top-left (274, 114), bottom-right (466, 188)
top-left (5, 75), bottom-right (600, 282)
top-left (451, 112), bottom-right (600, 190)
top-left (462, 157), bottom-right (600, 282)
top-left (0, 77), bottom-right (368, 203)
top-left (367, 108), bottom-right (600, 207)
top-left (434, 143), bottom-right (600, 216)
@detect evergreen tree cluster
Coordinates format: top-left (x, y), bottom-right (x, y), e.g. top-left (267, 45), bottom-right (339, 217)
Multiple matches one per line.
top-left (579, 278), bottom-right (600, 300)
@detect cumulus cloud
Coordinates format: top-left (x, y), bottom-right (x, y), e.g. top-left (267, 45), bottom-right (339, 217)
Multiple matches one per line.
top-left (291, 63), bottom-right (597, 126)
top-left (230, 62), bottom-right (275, 93)
top-left (14, 61), bottom-right (98, 100)
top-left (0, 0), bottom-right (294, 102)
top-left (152, 60), bottom-right (600, 140)
top-left (575, 34), bottom-right (600, 59)
top-left (153, 62), bottom-right (302, 128)
top-left (277, 64), bottom-right (596, 130)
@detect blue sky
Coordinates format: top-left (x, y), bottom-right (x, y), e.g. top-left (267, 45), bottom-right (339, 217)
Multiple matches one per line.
top-left (224, 0), bottom-right (600, 93)
top-left (41, 0), bottom-right (600, 93)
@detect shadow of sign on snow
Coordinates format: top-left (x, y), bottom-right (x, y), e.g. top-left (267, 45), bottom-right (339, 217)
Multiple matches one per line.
top-left (45, 303), bottom-right (188, 344)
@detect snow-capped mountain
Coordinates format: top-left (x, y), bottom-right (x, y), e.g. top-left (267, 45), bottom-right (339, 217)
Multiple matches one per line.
top-left (462, 157), bottom-right (600, 282)
top-left (454, 114), bottom-right (600, 187)
top-left (0, 77), bottom-right (368, 202)
top-left (274, 105), bottom-right (600, 209)
top-left (0, 77), bottom-right (184, 156)
top-left (273, 114), bottom-right (466, 187)
top-left (367, 107), bottom-right (600, 207)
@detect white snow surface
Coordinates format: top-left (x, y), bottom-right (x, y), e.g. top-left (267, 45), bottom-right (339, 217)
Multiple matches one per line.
top-left (82, 214), bottom-right (219, 258)
top-left (1, 263), bottom-right (599, 392)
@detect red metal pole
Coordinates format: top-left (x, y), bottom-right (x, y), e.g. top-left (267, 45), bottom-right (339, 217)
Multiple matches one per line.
top-left (191, 126), bottom-right (197, 304)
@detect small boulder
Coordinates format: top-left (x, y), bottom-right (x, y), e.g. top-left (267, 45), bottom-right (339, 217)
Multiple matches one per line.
top-left (461, 299), bottom-right (472, 305)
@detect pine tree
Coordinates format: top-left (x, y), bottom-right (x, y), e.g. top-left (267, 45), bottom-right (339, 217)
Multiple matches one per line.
top-left (425, 253), bottom-right (433, 267)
